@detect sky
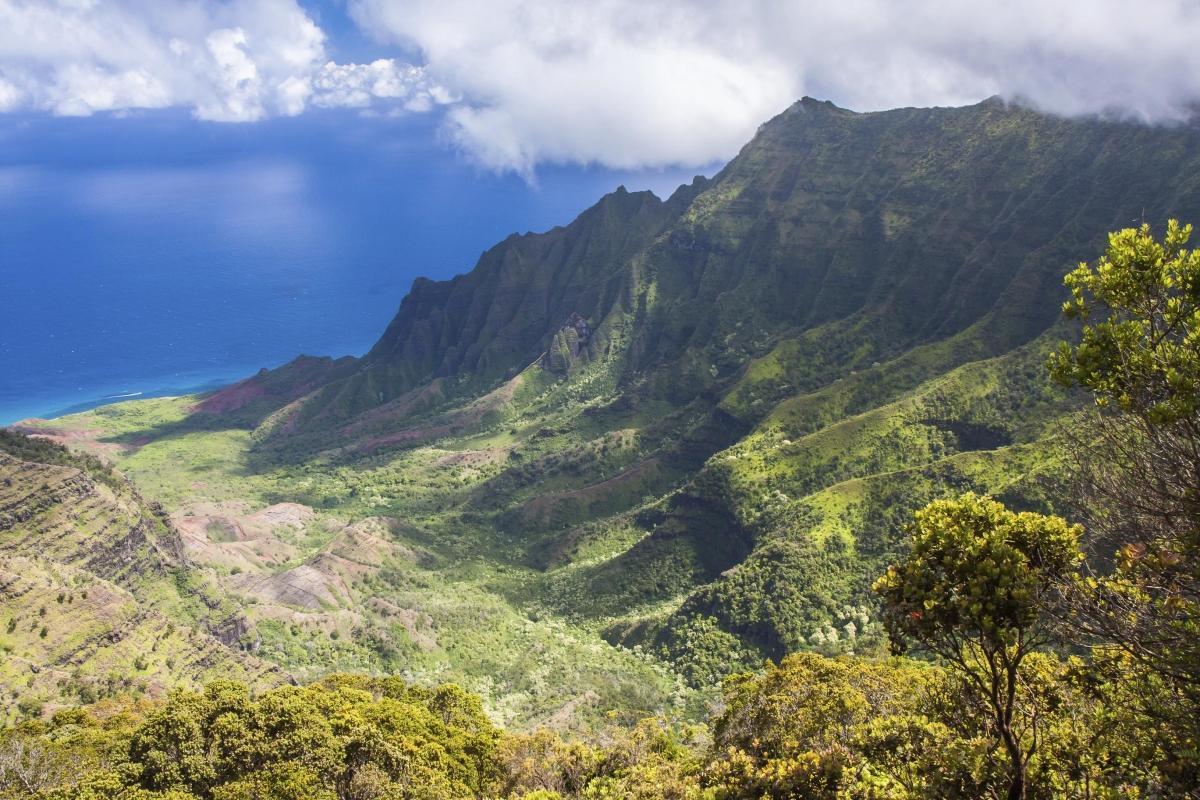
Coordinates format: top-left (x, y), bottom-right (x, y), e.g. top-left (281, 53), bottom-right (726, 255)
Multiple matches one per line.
top-left (4, 0), bottom-right (1200, 176)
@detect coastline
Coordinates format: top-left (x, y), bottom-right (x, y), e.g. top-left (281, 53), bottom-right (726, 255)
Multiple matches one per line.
top-left (2, 343), bottom-right (373, 428)
top-left (0, 373), bottom-right (241, 427)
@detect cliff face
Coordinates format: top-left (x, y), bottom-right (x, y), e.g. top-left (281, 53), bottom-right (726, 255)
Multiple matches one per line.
top-left (286, 184), bottom-right (694, 431)
top-left (257, 97), bottom-right (1200, 453)
top-left (614, 96), bottom-right (1200, 400)
top-left (0, 451), bottom-right (183, 581)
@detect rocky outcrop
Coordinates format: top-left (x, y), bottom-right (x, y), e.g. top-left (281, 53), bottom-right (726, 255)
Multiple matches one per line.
top-left (0, 453), bottom-right (186, 584)
top-left (544, 313), bottom-right (592, 374)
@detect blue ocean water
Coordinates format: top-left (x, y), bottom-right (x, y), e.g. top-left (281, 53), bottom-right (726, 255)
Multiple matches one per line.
top-left (0, 111), bottom-right (708, 424)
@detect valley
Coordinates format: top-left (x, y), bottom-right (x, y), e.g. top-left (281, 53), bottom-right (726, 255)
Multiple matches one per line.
top-left (4, 94), bottom-right (1200, 797)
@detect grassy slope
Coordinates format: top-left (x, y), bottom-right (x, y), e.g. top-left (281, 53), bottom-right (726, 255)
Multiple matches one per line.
top-left (0, 434), bottom-right (283, 723)
top-left (16, 395), bottom-right (692, 730)
top-left (536, 327), bottom-right (1077, 678)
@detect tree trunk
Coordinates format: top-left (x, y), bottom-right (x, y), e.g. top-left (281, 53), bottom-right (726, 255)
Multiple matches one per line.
top-left (1001, 725), bottom-right (1026, 800)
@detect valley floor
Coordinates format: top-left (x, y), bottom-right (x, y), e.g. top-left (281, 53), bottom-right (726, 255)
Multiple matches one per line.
top-left (7, 396), bottom-right (699, 730)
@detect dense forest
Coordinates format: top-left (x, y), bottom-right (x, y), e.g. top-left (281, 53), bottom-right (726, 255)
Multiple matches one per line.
top-left (3, 221), bottom-right (1198, 798)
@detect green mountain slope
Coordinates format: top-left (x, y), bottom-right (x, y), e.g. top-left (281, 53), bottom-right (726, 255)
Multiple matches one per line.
top-left (269, 97), bottom-right (1200, 436)
top-left (14, 96), bottom-right (1200, 716)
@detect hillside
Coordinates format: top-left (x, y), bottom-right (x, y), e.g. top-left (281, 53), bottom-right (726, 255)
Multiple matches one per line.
top-left (11, 96), bottom-right (1200, 718)
top-left (251, 96), bottom-right (1200, 449)
top-left (0, 431), bottom-right (284, 722)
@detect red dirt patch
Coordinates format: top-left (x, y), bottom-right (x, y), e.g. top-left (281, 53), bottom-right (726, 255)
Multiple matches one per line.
top-left (195, 377), bottom-right (269, 415)
top-left (351, 373), bottom-right (524, 455)
top-left (519, 457), bottom-right (662, 529)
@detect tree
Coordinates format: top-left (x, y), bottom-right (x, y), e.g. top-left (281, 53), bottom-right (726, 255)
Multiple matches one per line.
top-left (705, 653), bottom-right (945, 799)
top-left (1048, 219), bottom-right (1200, 785)
top-left (873, 493), bottom-right (1082, 800)
top-left (125, 693), bottom-right (217, 793)
top-left (0, 732), bottom-right (81, 797)
top-left (498, 729), bottom-right (600, 797)
top-left (77, 677), bottom-right (507, 800)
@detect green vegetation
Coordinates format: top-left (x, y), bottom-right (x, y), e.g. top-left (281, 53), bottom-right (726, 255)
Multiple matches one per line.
top-left (874, 494), bottom-right (1082, 800)
top-left (0, 652), bottom-right (1171, 798)
top-left (5, 100), bottom-right (1200, 797)
top-left (1049, 219), bottom-right (1200, 788)
top-left (0, 431), bottom-right (122, 493)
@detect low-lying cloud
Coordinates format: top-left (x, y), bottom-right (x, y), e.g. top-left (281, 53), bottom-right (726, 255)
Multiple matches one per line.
top-left (5, 0), bottom-right (1200, 173)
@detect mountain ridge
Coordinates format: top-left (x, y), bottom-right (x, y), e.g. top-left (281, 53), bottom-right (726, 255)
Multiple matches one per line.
top-left (13, 95), bottom-right (1200, 718)
top-left (244, 95), bottom-right (1200, 454)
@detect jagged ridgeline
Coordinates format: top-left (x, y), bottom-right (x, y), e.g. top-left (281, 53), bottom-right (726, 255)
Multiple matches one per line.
top-left (238, 97), bottom-right (1200, 445)
top-left (24, 97), bottom-right (1200, 697)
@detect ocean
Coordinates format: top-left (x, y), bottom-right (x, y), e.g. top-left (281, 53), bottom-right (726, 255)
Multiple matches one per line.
top-left (0, 110), bottom-right (706, 424)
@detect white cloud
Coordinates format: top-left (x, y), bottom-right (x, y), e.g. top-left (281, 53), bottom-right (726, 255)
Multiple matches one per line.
top-left (0, 77), bottom-right (19, 111)
top-left (310, 59), bottom-right (440, 110)
top-left (5, 0), bottom-right (1200, 173)
top-left (348, 0), bottom-right (1200, 172)
top-left (349, 0), bottom-right (799, 174)
top-left (0, 0), bottom-right (440, 121)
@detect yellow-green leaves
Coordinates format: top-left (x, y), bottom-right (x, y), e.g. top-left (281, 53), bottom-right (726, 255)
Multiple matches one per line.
top-left (57, 676), bottom-right (502, 800)
top-left (1050, 219), bottom-right (1200, 424)
top-left (873, 494), bottom-right (1084, 800)
top-left (874, 492), bottom-right (1081, 651)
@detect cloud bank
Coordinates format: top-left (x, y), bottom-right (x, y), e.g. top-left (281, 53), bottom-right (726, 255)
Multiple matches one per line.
top-left (5, 0), bottom-right (1200, 172)
top-left (0, 0), bottom-right (441, 121)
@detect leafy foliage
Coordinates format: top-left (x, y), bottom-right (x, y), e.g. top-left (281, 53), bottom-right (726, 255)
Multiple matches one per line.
top-left (1050, 219), bottom-right (1200, 791)
top-left (874, 494), bottom-right (1081, 800)
top-left (1051, 219), bottom-right (1200, 423)
top-left (24, 677), bottom-right (501, 800)
top-left (874, 494), bottom-right (1080, 651)
top-left (3, 657), bottom-right (1169, 800)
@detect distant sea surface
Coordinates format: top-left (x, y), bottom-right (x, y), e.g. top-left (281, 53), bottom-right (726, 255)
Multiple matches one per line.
top-left (0, 111), bottom-right (707, 424)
